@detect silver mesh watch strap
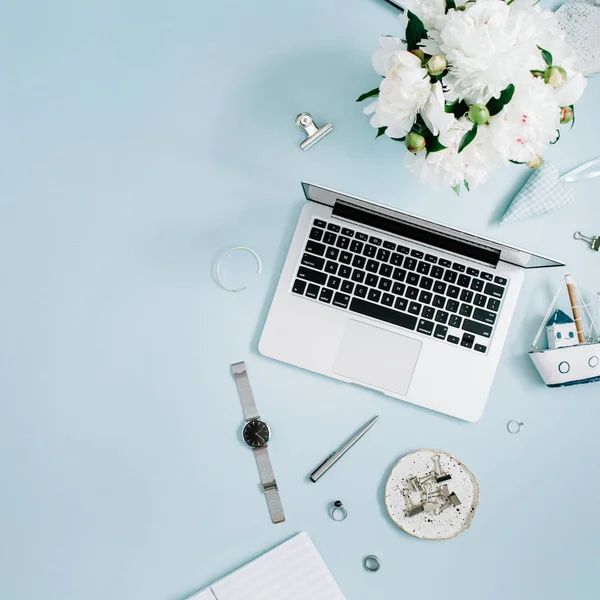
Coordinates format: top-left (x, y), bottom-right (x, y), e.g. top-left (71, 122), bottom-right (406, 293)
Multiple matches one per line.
top-left (231, 361), bottom-right (284, 524)
top-left (253, 446), bottom-right (285, 524)
top-left (231, 361), bottom-right (259, 421)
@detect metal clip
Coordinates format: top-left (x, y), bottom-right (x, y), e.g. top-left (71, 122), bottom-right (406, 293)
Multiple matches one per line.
top-left (574, 231), bottom-right (600, 251)
top-left (432, 454), bottom-right (451, 483)
top-left (296, 113), bottom-right (333, 150)
top-left (402, 488), bottom-right (424, 517)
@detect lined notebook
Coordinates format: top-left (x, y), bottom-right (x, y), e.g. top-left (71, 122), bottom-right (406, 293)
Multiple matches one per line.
top-left (189, 532), bottom-right (346, 600)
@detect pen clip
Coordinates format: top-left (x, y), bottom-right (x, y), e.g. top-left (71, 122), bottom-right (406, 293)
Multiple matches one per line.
top-left (310, 451), bottom-right (336, 478)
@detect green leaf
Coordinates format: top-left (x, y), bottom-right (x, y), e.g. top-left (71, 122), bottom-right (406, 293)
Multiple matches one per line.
top-left (537, 45), bottom-right (553, 67)
top-left (451, 184), bottom-right (461, 196)
top-left (509, 159), bottom-right (524, 165)
top-left (570, 104), bottom-right (575, 129)
top-left (486, 84), bottom-right (515, 117)
top-left (391, 136), bottom-right (406, 142)
top-left (446, 0), bottom-right (456, 10)
top-left (444, 99), bottom-right (458, 113)
top-left (530, 69), bottom-right (545, 78)
top-left (406, 11), bottom-right (428, 52)
top-left (458, 123), bottom-right (478, 154)
top-left (376, 127), bottom-right (387, 138)
top-left (356, 88), bottom-right (379, 102)
top-left (445, 99), bottom-right (469, 118)
top-left (426, 136), bottom-right (447, 155)
top-left (464, 180), bottom-right (470, 192)
top-left (550, 129), bottom-right (560, 145)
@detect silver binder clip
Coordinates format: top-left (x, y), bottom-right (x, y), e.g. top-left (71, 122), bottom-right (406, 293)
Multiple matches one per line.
top-left (296, 113), bottom-right (333, 150)
top-left (574, 231), bottom-right (600, 251)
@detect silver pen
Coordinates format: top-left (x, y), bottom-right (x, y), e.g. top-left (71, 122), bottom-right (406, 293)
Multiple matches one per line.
top-left (309, 416), bottom-right (379, 482)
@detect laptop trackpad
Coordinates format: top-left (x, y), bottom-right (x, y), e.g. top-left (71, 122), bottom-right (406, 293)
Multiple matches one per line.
top-left (333, 320), bottom-right (422, 396)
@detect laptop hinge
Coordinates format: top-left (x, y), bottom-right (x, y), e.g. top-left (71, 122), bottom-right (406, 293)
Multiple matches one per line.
top-left (332, 200), bottom-right (501, 267)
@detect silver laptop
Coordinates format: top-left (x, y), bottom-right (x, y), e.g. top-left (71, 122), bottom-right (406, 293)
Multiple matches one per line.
top-left (259, 183), bottom-right (563, 421)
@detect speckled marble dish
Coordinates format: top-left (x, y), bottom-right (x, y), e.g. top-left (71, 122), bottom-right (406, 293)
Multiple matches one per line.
top-left (385, 449), bottom-right (480, 541)
top-left (556, 0), bottom-right (600, 76)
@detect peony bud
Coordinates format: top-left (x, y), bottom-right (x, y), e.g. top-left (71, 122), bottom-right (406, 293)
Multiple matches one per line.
top-left (560, 105), bottom-right (574, 124)
top-left (405, 132), bottom-right (426, 154)
top-left (426, 54), bottom-right (447, 76)
top-left (543, 66), bottom-right (567, 88)
top-left (410, 49), bottom-right (425, 62)
top-left (527, 155), bottom-right (543, 169)
top-left (468, 104), bottom-right (490, 125)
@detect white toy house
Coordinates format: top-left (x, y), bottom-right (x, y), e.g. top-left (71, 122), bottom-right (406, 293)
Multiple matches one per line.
top-left (546, 309), bottom-right (578, 349)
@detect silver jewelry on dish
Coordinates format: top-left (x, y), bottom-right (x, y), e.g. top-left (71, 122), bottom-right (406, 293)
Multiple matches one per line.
top-left (296, 113), bottom-right (333, 150)
top-left (507, 420), bottom-right (524, 434)
top-left (364, 555), bottom-right (381, 572)
top-left (215, 246), bottom-right (262, 292)
top-left (330, 500), bottom-right (348, 521)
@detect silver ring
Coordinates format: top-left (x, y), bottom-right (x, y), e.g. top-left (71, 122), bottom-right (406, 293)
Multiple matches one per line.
top-left (330, 500), bottom-right (347, 521)
top-left (507, 420), bottom-right (523, 434)
top-left (215, 246), bottom-right (262, 292)
top-left (364, 555), bottom-right (381, 572)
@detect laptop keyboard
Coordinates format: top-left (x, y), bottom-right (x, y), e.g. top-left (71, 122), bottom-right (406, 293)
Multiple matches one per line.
top-left (291, 218), bottom-right (508, 354)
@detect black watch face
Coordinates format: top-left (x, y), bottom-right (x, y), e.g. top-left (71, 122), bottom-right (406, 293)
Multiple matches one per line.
top-left (242, 420), bottom-right (270, 448)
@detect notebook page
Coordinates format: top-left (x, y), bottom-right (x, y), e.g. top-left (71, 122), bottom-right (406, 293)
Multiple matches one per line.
top-left (210, 532), bottom-right (346, 600)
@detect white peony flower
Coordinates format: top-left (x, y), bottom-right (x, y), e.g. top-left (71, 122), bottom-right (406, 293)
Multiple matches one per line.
top-left (372, 36), bottom-right (407, 77)
top-left (364, 49), bottom-right (432, 138)
top-left (405, 117), bottom-right (497, 189)
top-left (487, 75), bottom-right (561, 164)
top-left (438, 0), bottom-right (541, 104)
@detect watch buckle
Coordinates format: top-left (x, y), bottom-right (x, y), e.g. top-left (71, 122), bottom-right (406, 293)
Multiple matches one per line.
top-left (263, 481), bottom-right (278, 492)
top-left (231, 361), bottom-right (246, 375)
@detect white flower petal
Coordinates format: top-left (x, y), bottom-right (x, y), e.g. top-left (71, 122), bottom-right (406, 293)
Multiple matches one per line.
top-left (385, 116), bottom-right (415, 138)
top-left (554, 72), bottom-right (587, 106)
top-left (403, 0), bottom-right (447, 30)
top-left (372, 36), bottom-right (405, 76)
top-left (421, 82), bottom-right (455, 136)
top-left (420, 38), bottom-right (442, 56)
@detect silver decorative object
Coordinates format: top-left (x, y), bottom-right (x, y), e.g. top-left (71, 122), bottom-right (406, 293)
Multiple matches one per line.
top-left (215, 246), bottom-right (262, 292)
top-left (507, 420), bottom-right (524, 434)
top-left (296, 113), bottom-right (333, 150)
top-left (330, 500), bottom-right (348, 521)
top-left (363, 555), bottom-right (381, 572)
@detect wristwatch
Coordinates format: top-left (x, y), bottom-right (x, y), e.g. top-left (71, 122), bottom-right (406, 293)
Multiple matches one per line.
top-left (230, 361), bottom-right (285, 524)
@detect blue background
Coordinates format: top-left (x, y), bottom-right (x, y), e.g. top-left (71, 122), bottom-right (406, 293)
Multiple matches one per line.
top-left (1, 1), bottom-right (598, 599)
